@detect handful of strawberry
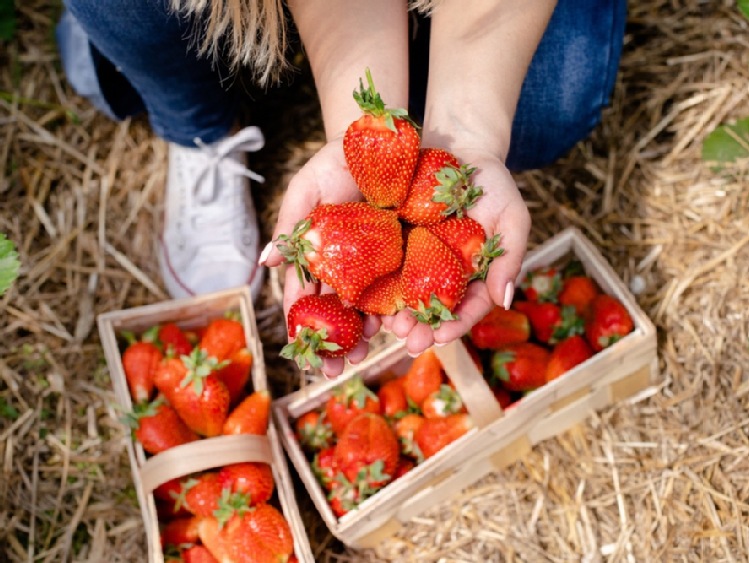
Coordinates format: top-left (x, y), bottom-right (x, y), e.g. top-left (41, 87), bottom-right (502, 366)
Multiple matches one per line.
top-left (278, 69), bottom-right (504, 370)
top-left (292, 349), bottom-right (474, 519)
top-left (466, 258), bottom-right (635, 405)
top-left (117, 315), bottom-right (300, 562)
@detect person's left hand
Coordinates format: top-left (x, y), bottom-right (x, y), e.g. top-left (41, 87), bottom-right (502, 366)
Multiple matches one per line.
top-left (261, 137), bottom-right (382, 377)
top-left (379, 149), bottom-right (531, 356)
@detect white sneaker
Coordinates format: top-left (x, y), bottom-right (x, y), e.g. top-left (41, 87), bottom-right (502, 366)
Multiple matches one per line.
top-left (158, 126), bottom-right (266, 301)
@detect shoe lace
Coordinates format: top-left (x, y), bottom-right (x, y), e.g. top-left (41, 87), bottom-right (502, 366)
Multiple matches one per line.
top-left (188, 126), bottom-right (265, 245)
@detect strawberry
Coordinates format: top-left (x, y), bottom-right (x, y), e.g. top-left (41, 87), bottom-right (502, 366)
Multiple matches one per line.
top-left (214, 347), bottom-right (253, 406)
top-left (217, 462), bottom-right (274, 506)
top-left (222, 389), bottom-right (270, 435)
top-left (160, 516), bottom-right (200, 548)
top-left (546, 335), bottom-right (594, 382)
top-left (198, 499), bottom-right (294, 563)
top-left (558, 275), bottom-right (599, 317)
top-left (421, 384), bottom-right (465, 419)
top-left (121, 339), bottom-right (163, 402)
top-left (327, 473), bottom-right (361, 518)
top-left (401, 227), bottom-right (468, 327)
top-left (295, 410), bottom-right (334, 451)
top-left (491, 385), bottom-right (514, 409)
top-left (377, 378), bottom-right (409, 419)
top-left (490, 342), bottom-right (551, 392)
top-left (394, 413), bottom-right (425, 460)
top-left (585, 294), bottom-right (634, 351)
top-left (393, 457), bottom-right (415, 480)
top-left (469, 306), bottom-right (531, 349)
top-left (277, 202), bottom-right (403, 304)
top-left (334, 413), bottom-right (400, 490)
top-left (143, 322), bottom-right (193, 357)
top-left (354, 269), bottom-right (405, 316)
top-left (520, 266), bottom-right (562, 302)
top-left (427, 216), bottom-right (504, 281)
top-left (154, 477), bottom-right (185, 504)
top-left (122, 396), bottom-right (199, 455)
top-left (199, 316), bottom-right (246, 362)
top-left (414, 413), bottom-right (474, 459)
top-left (178, 472), bottom-right (224, 518)
top-left (403, 348), bottom-right (445, 406)
top-left (343, 68), bottom-right (420, 208)
top-left (153, 349), bottom-right (231, 437)
top-left (397, 148), bottom-right (481, 225)
top-left (324, 375), bottom-right (380, 436)
top-left (181, 545), bottom-right (219, 563)
top-left (281, 293), bottom-right (364, 370)
top-left (513, 301), bottom-right (584, 345)
top-left (312, 446), bottom-right (339, 492)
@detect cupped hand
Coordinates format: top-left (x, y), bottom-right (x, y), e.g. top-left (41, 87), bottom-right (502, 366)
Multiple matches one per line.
top-left (380, 150), bottom-right (531, 355)
top-left (262, 138), bottom-right (381, 377)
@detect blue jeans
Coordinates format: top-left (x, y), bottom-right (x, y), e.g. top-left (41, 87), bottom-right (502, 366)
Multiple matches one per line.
top-left (58, 0), bottom-right (626, 171)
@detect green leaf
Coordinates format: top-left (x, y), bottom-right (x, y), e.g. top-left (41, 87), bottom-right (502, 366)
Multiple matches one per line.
top-left (0, 0), bottom-right (16, 42)
top-left (0, 233), bottom-right (20, 296)
top-left (702, 117), bottom-right (749, 168)
top-left (739, 0), bottom-right (749, 21)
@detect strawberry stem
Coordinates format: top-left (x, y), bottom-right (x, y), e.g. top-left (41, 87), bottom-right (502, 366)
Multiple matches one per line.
top-left (471, 234), bottom-right (505, 281)
top-left (411, 294), bottom-right (459, 328)
top-left (352, 68), bottom-right (416, 132)
top-left (275, 219), bottom-right (317, 286)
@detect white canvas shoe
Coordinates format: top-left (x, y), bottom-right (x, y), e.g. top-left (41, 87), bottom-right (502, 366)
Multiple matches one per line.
top-left (158, 126), bottom-right (266, 301)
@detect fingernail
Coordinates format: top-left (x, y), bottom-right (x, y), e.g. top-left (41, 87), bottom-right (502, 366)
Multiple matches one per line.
top-left (434, 341), bottom-right (447, 347)
top-left (407, 350), bottom-right (418, 358)
top-left (395, 336), bottom-right (406, 342)
top-left (258, 242), bottom-right (273, 265)
top-left (503, 281), bottom-right (514, 310)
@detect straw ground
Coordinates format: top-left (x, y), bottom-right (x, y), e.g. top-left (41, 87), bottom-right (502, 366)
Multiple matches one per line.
top-left (2, 0), bottom-right (749, 561)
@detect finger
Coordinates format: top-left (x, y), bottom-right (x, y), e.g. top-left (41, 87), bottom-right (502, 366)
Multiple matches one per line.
top-left (391, 309), bottom-right (418, 339)
top-left (485, 203), bottom-right (531, 310)
top-left (405, 322), bottom-right (435, 356)
top-left (345, 339), bottom-right (371, 365)
top-left (433, 282), bottom-right (494, 344)
top-left (362, 315), bottom-right (381, 339)
top-left (321, 357), bottom-right (346, 379)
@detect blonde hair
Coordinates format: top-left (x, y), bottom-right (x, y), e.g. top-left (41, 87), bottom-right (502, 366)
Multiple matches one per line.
top-left (171, 0), bottom-right (438, 86)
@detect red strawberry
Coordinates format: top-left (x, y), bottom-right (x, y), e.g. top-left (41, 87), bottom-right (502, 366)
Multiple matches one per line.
top-left (222, 389), bottom-right (270, 436)
top-left (343, 68), bottom-right (420, 208)
top-left (354, 268), bottom-right (405, 316)
top-left (121, 339), bottom-right (162, 402)
top-left (394, 413), bottom-right (425, 460)
top-left (334, 413), bottom-right (400, 490)
top-left (490, 342), bottom-right (551, 392)
top-left (393, 457), bottom-right (415, 480)
top-left (421, 384), bottom-right (465, 419)
top-left (122, 396), bottom-right (199, 455)
top-left (403, 348), bottom-right (445, 406)
top-left (295, 410), bottom-right (334, 451)
top-left (277, 202), bottom-right (404, 304)
top-left (143, 322), bottom-right (193, 357)
top-left (181, 545), bottom-right (219, 563)
top-left (324, 375), bottom-right (380, 436)
top-left (217, 462), bottom-right (274, 506)
top-left (546, 335), bottom-right (594, 382)
top-left (401, 227), bottom-right (468, 327)
top-left (427, 216), bottom-right (504, 281)
top-left (198, 499), bottom-right (294, 563)
top-left (214, 347), bottom-right (253, 406)
top-left (160, 516), bottom-right (200, 548)
top-left (327, 473), bottom-right (361, 518)
top-left (513, 301), bottom-right (584, 345)
top-left (585, 294), bottom-right (634, 351)
top-left (414, 413), bottom-right (473, 459)
top-left (520, 266), bottom-right (562, 302)
top-left (377, 378), bottom-right (409, 419)
top-left (199, 317), bottom-right (246, 362)
top-left (312, 446), bottom-right (339, 492)
top-left (470, 306), bottom-right (531, 349)
top-left (397, 148), bottom-right (481, 225)
top-left (281, 293), bottom-right (364, 370)
top-left (153, 350), bottom-right (231, 437)
top-left (178, 472), bottom-right (225, 518)
top-left (491, 385), bottom-right (514, 409)
top-left (558, 275), bottom-right (599, 317)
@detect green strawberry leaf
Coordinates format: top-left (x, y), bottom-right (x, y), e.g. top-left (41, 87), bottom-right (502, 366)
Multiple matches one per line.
top-left (0, 0), bottom-right (16, 42)
top-left (0, 233), bottom-right (20, 296)
top-left (739, 0), bottom-right (749, 21)
top-left (701, 117), bottom-right (749, 169)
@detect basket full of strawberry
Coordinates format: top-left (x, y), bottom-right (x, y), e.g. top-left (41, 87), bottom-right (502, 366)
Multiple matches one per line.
top-left (98, 287), bottom-right (314, 563)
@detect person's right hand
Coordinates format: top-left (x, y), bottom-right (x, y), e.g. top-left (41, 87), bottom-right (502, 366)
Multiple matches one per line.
top-left (260, 137), bottom-right (381, 377)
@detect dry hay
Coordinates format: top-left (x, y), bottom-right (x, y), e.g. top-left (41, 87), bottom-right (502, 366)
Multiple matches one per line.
top-left (2, 0), bottom-right (749, 561)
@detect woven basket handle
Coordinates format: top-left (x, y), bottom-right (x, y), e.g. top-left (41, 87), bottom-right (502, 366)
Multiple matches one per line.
top-left (138, 434), bottom-right (273, 494)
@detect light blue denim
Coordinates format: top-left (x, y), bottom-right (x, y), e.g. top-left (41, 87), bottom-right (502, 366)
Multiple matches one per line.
top-left (58, 0), bottom-right (626, 170)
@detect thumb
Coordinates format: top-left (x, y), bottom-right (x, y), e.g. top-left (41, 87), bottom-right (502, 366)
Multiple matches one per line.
top-left (485, 208), bottom-right (531, 310)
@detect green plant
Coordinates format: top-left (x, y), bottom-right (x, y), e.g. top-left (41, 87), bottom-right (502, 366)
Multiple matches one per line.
top-left (0, 233), bottom-right (20, 296)
top-left (701, 4), bottom-right (749, 167)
